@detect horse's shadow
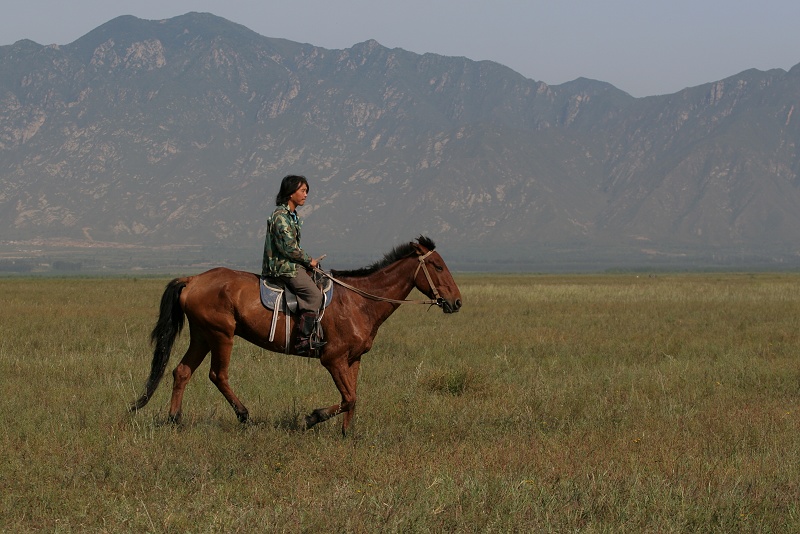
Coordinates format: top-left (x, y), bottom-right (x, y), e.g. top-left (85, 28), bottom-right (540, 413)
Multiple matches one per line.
top-left (249, 414), bottom-right (307, 432)
top-left (140, 404), bottom-right (311, 433)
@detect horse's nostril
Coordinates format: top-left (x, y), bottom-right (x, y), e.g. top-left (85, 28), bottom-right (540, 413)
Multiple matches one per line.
top-left (455, 299), bottom-right (462, 310)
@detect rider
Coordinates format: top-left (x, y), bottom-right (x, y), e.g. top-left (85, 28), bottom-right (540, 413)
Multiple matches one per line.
top-left (262, 174), bottom-right (326, 355)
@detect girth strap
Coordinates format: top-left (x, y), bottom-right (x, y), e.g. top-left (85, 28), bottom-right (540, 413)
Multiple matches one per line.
top-left (269, 288), bottom-right (283, 342)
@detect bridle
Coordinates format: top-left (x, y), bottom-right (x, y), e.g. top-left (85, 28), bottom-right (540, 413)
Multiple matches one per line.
top-left (413, 250), bottom-right (443, 305)
top-left (312, 250), bottom-right (444, 307)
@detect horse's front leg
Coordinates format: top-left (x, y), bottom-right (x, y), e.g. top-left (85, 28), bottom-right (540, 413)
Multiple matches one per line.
top-left (306, 358), bottom-right (360, 436)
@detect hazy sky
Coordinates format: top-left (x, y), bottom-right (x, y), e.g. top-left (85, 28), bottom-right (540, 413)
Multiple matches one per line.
top-left (3, 0), bottom-right (799, 97)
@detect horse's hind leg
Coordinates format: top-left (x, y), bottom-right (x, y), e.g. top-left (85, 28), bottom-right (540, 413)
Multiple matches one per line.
top-left (169, 334), bottom-right (210, 423)
top-left (207, 336), bottom-right (250, 423)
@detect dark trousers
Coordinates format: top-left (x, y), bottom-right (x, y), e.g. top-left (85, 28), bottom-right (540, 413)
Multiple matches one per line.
top-left (279, 269), bottom-right (323, 313)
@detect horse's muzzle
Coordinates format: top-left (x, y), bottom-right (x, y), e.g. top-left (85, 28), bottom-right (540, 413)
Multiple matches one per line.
top-left (439, 298), bottom-right (462, 314)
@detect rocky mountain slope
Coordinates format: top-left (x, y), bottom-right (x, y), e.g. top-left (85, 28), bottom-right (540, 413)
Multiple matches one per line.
top-left (2, 13), bottom-right (800, 271)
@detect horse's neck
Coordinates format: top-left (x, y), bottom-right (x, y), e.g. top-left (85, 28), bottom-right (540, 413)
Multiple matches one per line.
top-left (338, 258), bottom-right (417, 315)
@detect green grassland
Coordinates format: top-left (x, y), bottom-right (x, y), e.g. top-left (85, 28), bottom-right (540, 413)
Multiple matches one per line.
top-left (1, 273), bottom-right (798, 532)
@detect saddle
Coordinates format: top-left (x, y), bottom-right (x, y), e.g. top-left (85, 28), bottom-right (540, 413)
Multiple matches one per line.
top-left (259, 275), bottom-right (334, 354)
top-left (260, 276), bottom-right (334, 314)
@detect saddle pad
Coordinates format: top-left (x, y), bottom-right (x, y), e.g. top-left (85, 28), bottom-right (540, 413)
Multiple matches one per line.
top-left (259, 276), bottom-right (334, 313)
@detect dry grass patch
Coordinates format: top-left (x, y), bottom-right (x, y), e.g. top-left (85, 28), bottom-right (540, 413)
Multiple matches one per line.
top-left (1, 273), bottom-right (799, 531)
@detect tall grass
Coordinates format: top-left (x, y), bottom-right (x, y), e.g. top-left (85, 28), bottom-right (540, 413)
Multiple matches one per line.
top-left (0, 273), bottom-right (798, 531)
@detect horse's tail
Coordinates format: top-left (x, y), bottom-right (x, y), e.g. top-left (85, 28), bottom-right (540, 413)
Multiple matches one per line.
top-left (129, 277), bottom-right (188, 412)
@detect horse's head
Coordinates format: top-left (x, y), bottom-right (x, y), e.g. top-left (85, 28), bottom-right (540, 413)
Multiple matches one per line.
top-left (411, 237), bottom-right (462, 314)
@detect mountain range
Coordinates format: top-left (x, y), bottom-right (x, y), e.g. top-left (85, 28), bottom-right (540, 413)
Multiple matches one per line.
top-left (2, 12), bottom-right (800, 272)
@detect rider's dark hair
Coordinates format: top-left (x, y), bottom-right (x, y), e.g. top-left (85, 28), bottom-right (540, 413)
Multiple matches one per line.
top-left (275, 175), bottom-right (309, 206)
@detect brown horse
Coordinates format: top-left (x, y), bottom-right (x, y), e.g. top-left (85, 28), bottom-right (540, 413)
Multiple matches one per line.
top-left (130, 236), bottom-right (462, 434)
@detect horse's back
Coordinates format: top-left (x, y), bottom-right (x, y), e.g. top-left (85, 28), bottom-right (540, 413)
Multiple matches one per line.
top-left (185, 267), bottom-right (258, 291)
top-left (180, 267), bottom-right (260, 320)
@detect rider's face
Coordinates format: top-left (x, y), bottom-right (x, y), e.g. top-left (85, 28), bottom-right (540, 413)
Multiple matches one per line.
top-left (288, 184), bottom-right (308, 210)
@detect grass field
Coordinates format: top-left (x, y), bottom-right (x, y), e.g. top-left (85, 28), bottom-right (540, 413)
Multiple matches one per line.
top-left (1, 273), bottom-right (799, 532)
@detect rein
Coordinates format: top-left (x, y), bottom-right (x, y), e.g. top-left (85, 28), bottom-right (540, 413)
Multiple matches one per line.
top-left (312, 251), bottom-right (443, 308)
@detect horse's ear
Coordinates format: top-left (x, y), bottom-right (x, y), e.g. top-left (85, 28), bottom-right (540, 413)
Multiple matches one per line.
top-left (416, 235), bottom-right (436, 251)
top-left (411, 242), bottom-right (424, 255)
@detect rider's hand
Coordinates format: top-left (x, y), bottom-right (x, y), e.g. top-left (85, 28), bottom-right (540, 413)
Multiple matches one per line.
top-left (310, 254), bottom-right (326, 269)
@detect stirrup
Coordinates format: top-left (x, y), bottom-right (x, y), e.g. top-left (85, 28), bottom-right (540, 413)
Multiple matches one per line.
top-left (295, 340), bottom-right (311, 356)
top-left (296, 338), bottom-right (325, 357)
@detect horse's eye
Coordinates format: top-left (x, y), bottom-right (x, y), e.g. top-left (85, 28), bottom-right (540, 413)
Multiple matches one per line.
top-left (435, 265), bottom-right (443, 272)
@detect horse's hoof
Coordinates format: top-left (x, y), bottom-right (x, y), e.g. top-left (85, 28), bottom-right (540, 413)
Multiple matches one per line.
top-left (304, 411), bottom-right (322, 430)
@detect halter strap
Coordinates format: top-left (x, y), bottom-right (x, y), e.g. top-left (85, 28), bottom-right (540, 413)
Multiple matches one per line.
top-left (413, 250), bottom-right (442, 302)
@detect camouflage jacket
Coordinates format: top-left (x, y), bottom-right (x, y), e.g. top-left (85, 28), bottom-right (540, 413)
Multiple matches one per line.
top-left (261, 205), bottom-right (312, 278)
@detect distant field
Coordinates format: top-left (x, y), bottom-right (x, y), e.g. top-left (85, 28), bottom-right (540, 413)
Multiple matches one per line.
top-left (1, 273), bottom-right (798, 531)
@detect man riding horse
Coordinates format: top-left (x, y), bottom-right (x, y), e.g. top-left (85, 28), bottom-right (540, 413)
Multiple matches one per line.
top-left (262, 174), bottom-right (326, 356)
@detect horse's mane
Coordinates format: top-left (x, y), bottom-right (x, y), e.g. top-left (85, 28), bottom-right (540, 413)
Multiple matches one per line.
top-left (332, 236), bottom-right (436, 278)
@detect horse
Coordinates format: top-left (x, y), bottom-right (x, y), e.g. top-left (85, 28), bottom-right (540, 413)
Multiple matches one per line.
top-left (129, 236), bottom-right (462, 435)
